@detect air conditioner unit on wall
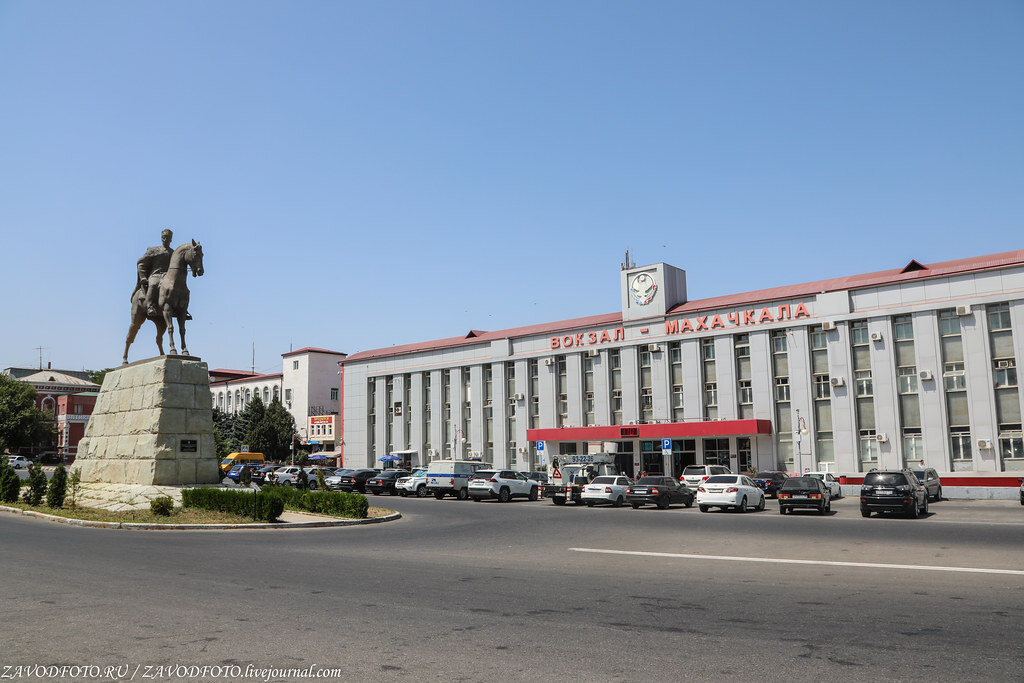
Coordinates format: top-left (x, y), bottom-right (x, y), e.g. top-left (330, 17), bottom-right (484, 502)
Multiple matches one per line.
top-left (870, 331), bottom-right (883, 342)
top-left (977, 438), bottom-right (992, 449)
top-left (543, 358), bottom-right (555, 366)
top-left (821, 321), bottom-right (837, 331)
top-left (830, 376), bottom-right (845, 387)
top-left (875, 433), bottom-right (888, 443)
top-left (918, 370), bottom-right (933, 381)
top-left (956, 304), bottom-right (972, 316)
top-left (586, 349), bottom-right (599, 357)
top-left (648, 343), bottom-right (661, 352)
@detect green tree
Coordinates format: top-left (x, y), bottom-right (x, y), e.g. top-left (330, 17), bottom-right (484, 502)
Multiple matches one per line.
top-left (0, 457), bottom-right (19, 504)
top-left (0, 375), bottom-right (55, 452)
top-left (232, 395), bottom-right (266, 452)
top-left (249, 398), bottom-right (297, 462)
top-left (46, 463), bottom-right (68, 508)
top-left (212, 407), bottom-right (235, 459)
top-left (87, 368), bottom-right (116, 387)
top-left (66, 468), bottom-right (82, 509)
top-left (23, 462), bottom-right (46, 506)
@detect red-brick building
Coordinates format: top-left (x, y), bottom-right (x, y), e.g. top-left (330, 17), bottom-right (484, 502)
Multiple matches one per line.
top-left (56, 392), bottom-right (98, 463)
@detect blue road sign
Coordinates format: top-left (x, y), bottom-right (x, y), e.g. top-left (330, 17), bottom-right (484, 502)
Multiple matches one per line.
top-left (537, 441), bottom-right (545, 452)
top-left (661, 438), bottom-right (672, 450)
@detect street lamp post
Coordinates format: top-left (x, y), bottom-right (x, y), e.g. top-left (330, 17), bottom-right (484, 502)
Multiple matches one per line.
top-left (794, 409), bottom-right (809, 473)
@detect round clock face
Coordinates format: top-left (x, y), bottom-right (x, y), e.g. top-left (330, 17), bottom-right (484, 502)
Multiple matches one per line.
top-left (630, 273), bottom-right (657, 305)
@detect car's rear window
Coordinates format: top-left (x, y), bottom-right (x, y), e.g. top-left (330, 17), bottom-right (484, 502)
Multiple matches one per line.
top-left (705, 475), bottom-right (739, 484)
top-left (683, 466), bottom-right (706, 474)
top-left (592, 476), bottom-right (616, 484)
top-left (635, 477), bottom-right (661, 485)
top-left (781, 477), bottom-right (815, 489)
top-left (473, 471), bottom-right (496, 479)
top-left (754, 472), bottom-right (778, 479)
top-left (864, 472), bottom-right (908, 486)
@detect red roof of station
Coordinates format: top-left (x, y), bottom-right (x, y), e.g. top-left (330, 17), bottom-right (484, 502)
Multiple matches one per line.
top-left (343, 249), bottom-right (1024, 363)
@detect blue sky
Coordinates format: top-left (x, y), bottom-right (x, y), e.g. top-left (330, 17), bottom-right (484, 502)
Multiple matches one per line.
top-left (1, 1), bottom-right (1021, 375)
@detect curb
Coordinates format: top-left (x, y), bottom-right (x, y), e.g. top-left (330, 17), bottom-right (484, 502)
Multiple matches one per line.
top-left (0, 505), bottom-right (401, 530)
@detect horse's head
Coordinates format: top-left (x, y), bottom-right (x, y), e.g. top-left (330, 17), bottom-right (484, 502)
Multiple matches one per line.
top-left (188, 239), bottom-right (204, 277)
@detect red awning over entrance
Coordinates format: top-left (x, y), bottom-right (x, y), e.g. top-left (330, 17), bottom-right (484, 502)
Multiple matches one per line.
top-left (527, 420), bottom-right (773, 443)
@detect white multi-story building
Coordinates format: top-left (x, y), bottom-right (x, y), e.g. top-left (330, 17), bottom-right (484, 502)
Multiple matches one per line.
top-left (210, 347), bottom-right (346, 446)
top-left (340, 249), bottom-right (1024, 498)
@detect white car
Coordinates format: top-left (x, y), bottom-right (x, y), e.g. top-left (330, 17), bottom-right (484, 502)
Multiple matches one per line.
top-left (5, 456), bottom-right (30, 469)
top-left (581, 476), bottom-right (632, 507)
top-left (696, 474), bottom-right (766, 513)
top-left (680, 464), bottom-right (732, 489)
top-left (396, 469), bottom-right (429, 497)
top-left (467, 469), bottom-right (539, 502)
top-left (803, 471), bottom-right (842, 498)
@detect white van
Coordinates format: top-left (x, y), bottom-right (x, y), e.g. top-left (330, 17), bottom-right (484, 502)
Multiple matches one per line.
top-left (426, 460), bottom-right (491, 500)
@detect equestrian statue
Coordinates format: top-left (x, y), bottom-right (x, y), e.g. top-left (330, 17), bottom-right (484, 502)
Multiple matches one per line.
top-left (123, 228), bottom-right (205, 365)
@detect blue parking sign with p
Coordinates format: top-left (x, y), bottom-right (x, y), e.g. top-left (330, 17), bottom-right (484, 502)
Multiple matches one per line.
top-left (537, 441), bottom-right (545, 452)
top-left (661, 439), bottom-right (671, 451)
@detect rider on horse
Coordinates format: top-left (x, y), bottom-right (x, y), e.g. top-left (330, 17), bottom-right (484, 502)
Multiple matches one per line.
top-left (135, 228), bottom-right (191, 320)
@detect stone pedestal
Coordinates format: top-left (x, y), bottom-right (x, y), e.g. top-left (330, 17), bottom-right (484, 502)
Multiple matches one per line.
top-left (76, 356), bottom-right (219, 486)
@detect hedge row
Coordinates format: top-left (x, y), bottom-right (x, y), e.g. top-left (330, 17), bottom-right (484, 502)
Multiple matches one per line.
top-left (181, 487), bottom-right (284, 522)
top-left (262, 486), bottom-right (368, 519)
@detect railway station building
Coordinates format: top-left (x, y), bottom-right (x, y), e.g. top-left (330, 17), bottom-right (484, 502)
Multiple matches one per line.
top-left (340, 250), bottom-right (1024, 492)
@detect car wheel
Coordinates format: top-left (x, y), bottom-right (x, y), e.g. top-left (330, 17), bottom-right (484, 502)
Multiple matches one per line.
top-left (756, 496), bottom-right (765, 512)
top-left (399, 490), bottom-right (407, 497)
top-left (736, 497), bottom-right (747, 513)
top-left (934, 486), bottom-right (942, 502)
top-left (630, 503), bottom-right (641, 509)
top-left (656, 497), bottom-right (669, 510)
top-left (819, 500), bottom-right (828, 515)
top-left (921, 496), bottom-right (929, 516)
top-left (497, 487), bottom-right (511, 503)
top-left (779, 506), bottom-right (787, 515)
top-left (283, 481), bottom-right (292, 487)
top-left (699, 505), bottom-right (709, 513)
top-left (683, 496), bottom-right (693, 509)
top-left (416, 485), bottom-right (428, 498)
top-left (861, 507), bottom-right (871, 518)
top-left (910, 498), bottom-right (920, 518)
top-left (528, 487), bottom-right (539, 501)
top-left (613, 495), bottom-right (624, 508)
top-left (434, 490), bottom-right (444, 500)
top-left (457, 488), bottom-right (469, 501)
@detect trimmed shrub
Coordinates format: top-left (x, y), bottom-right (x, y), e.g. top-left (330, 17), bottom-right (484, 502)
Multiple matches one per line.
top-left (261, 486), bottom-right (368, 519)
top-left (23, 463), bottom-right (47, 506)
top-left (239, 465), bottom-right (252, 487)
top-left (0, 458), bottom-right (19, 504)
top-left (46, 463), bottom-right (68, 509)
top-left (296, 467), bottom-right (309, 490)
top-left (150, 496), bottom-right (174, 516)
top-left (181, 487), bottom-right (284, 522)
top-left (316, 468), bottom-right (327, 491)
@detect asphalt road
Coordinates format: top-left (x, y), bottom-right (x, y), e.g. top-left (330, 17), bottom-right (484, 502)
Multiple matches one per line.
top-left (3, 494), bottom-right (1024, 682)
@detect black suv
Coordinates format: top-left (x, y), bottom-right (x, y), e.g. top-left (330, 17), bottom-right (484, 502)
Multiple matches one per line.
top-left (860, 469), bottom-right (929, 518)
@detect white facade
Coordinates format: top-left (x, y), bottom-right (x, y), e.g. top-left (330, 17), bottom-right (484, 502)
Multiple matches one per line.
top-left (339, 250), bottom-right (1024, 496)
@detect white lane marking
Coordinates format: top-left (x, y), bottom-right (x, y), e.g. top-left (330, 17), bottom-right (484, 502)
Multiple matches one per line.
top-left (570, 548), bottom-right (1024, 576)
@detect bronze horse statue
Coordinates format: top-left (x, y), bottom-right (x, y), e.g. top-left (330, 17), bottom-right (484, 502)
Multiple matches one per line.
top-left (123, 240), bottom-right (205, 364)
